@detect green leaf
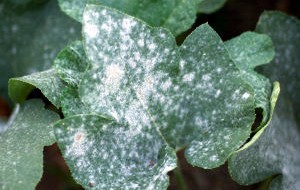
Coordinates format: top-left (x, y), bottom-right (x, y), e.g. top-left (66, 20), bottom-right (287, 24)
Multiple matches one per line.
top-left (60, 86), bottom-right (90, 117)
top-left (0, 0), bottom-right (80, 102)
top-left (9, 69), bottom-right (65, 107)
top-left (76, 5), bottom-right (255, 170)
top-left (225, 32), bottom-right (275, 127)
top-left (228, 11), bottom-right (300, 190)
top-left (198, 0), bottom-right (227, 14)
top-left (54, 114), bottom-right (177, 189)
top-left (176, 24), bottom-right (255, 169)
top-left (53, 41), bottom-right (89, 87)
top-left (0, 99), bottom-right (59, 190)
top-left (58, 0), bottom-right (201, 35)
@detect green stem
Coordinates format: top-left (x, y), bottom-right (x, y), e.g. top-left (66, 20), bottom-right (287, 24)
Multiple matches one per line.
top-left (174, 164), bottom-right (188, 190)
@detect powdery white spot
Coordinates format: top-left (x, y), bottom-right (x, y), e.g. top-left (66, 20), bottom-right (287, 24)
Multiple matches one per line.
top-left (67, 131), bottom-right (88, 157)
top-left (148, 43), bottom-right (157, 51)
top-left (202, 74), bottom-right (211, 81)
top-left (161, 79), bottom-right (172, 91)
top-left (122, 18), bottom-right (136, 33)
top-left (105, 64), bottom-right (124, 85)
top-left (182, 73), bottom-right (195, 82)
top-left (216, 67), bottom-right (222, 73)
top-left (215, 89), bottom-right (221, 98)
top-left (242, 92), bottom-right (250, 100)
top-left (137, 39), bottom-right (144, 47)
top-left (85, 23), bottom-right (99, 38)
top-left (209, 155), bottom-right (218, 162)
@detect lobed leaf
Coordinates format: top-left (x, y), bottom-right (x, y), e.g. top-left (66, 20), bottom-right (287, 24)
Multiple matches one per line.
top-left (0, 99), bottom-right (59, 190)
top-left (58, 0), bottom-right (203, 35)
top-left (225, 32), bottom-right (275, 127)
top-left (75, 5), bottom-right (255, 171)
top-left (9, 69), bottom-right (65, 108)
top-left (54, 114), bottom-right (177, 190)
top-left (229, 11), bottom-right (300, 190)
top-left (0, 0), bottom-right (80, 102)
top-left (53, 41), bottom-right (89, 87)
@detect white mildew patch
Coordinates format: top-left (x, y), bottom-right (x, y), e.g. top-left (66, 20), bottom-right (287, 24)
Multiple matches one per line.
top-left (84, 23), bottom-right (99, 38)
top-left (104, 64), bottom-right (124, 88)
top-left (158, 23), bottom-right (255, 168)
top-left (78, 6), bottom-right (255, 174)
top-left (242, 92), bottom-right (251, 100)
top-left (54, 115), bottom-right (176, 190)
top-left (80, 5), bottom-right (179, 131)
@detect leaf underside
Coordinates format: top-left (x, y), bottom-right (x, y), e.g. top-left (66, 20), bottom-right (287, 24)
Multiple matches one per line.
top-left (0, 99), bottom-right (59, 190)
top-left (229, 11), bottom-right (300, 190)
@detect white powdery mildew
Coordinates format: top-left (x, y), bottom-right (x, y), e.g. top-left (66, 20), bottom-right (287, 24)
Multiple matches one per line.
top-left (65, 129), bottom-right (91, 158)
top-left (104, 64), bottom-right (124, 88)
top-left (242, 92), bottom-right (250, 100)
top-left (182, 73), bottom-right (195, 83)
top-left (84, 23), bottom-right (99, 38)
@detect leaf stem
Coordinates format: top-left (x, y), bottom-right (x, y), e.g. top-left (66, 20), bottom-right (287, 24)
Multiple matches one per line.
top-left (174, 161), bottom-right (188, 190)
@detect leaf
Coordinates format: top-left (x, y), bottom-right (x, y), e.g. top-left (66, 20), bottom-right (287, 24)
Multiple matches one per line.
top-left (225, 32), bottom-right (275, 127)
top-left (198, 0), bottom-right (227, 14)
top-left (76, 5), bottom-right (255, 170)
top-left (53, 41), bottom-right (89, 87)
top-left (54, 114), bottom-right (177, 189)
top-left (0, 0), bottom-right (80, 102)
top-left (0, 99), bottom-right (59, 190)
top-left (58, 0), bottom-right (201, 35)
top-left (60, 86), bottom-right (89, 117)
top-left (9, 69), bottom-right (65, 108)
top-left (228, 11), bottom-right (300, 190)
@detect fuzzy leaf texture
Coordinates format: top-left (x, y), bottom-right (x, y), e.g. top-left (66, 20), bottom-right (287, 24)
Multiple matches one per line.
top-left (229, 11), bottom-right (300, 190)
top-left (0, 99), bottom-right (59, 190)
top-left (58, 0), bottom-right (227, 36)
top-left (225, 32), bottom-right (274, 128)
top-left (0, 0), bottom-right (80, 102)
top-left (49, 6), bottom-right (259, 190)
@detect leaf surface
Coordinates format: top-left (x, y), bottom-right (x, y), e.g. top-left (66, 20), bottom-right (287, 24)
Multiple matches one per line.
top-left (54, 41), bottom-right (89, 87)
top-left (58, 0), bottom-right (201, 35)
top-left (229, 11), bottom-right (300, 190)
top-left (225, 32), bottom-right (274, 127)
top-left (0, 99), bottom-right (59, 190)
top-left (54, 114), bottom-right (177, 190)
top-left (0, 0), bottom-right (80, 102)
top-left (76, 5), bottom-right (255, 170)
top-left (9, 69), bottom-right (65, 107)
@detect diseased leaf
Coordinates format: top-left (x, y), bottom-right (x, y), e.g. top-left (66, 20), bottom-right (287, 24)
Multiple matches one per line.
top-left (257, 11), bottom-right (300, 124)
top-left (229, 11), bottom-right (300, 190)
top-left (58, 0), bottom-right (201, 35)
top-left (54, 114), bottom-right (177, 189)
top-left (225, 32), bottom-right (274, 127)
top-left (53, 41), bottom-right (89, 87)
top-left (9, 69), bottom-right (65, 107)
top-left (76, 5), bottom-right (255, 171)
top-left (0, 0), bottom-right (80, 102)
top-left (176, 24), bottom-right (255, 169)
top-left (0, 99), bottom-right (59, 190)
top-left (198, 0), bottom-right (226, 14)
top-left (60, 86), bottom-right (89, 117)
